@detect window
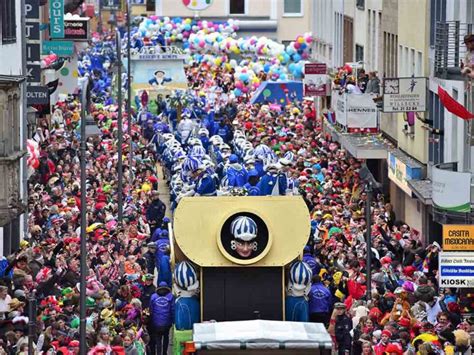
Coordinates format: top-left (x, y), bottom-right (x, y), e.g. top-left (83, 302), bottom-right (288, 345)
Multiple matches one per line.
top-left (229, 0), bottom-right (246, 15)
top-left (356, 0), bottom-right (365, 10)
top-left (284, 0), bottom-right (302, 16)
top-left (1, 0), bottom-right (17, 44)
top-left (355, 44), bottom-right (364, 62)
top-left (146, 0), bottom-right (155, 12)
top-left (416, 51), bottom-right (423, 76)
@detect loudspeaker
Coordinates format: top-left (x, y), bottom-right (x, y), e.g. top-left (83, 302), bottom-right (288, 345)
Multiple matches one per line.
top-left (202, 267), bottom-right (283, 322)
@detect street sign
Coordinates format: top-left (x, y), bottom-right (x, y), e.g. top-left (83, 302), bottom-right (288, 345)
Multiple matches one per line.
top-left (26, 22), bottom-right (40, 40)
top-left (382, 77), bottom-right (427, 112)
top-left (63, 18), bottom-right (89, 41)
top-left (27, 86), bottom-right (50, 105)
top-left (50, 0), bottom-right (65, 39)
top-left (26, 43), bottom-right (41, 62)
top-left (42, 40), bottom-right (74, 56)
top-left (439, 252), bottom-right (474, 287)
top-left (442, 225), bottom-right (474, 251)
top-left (304, 63), bottom-right (327, 96)
top-left (25, 0), bottom-right (40, 19)
top-left (102, 0), bottom-right (121, 10)
top-left (27, 64), bottom-right (41, 83)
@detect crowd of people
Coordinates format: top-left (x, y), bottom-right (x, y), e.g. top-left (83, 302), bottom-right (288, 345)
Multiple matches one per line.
top-left (0, 14), bottom-right (473, 355)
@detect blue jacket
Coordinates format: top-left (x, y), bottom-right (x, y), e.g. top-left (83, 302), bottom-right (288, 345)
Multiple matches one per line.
top-left (150, 289), bottom-right (175, 327)
top-left (257, 173), bottom-right (287, 196)
top-left (226, 165), bottom-right (248, 188)
top-left (285, 296), bottom-right (309, 322)
top-left (195, 173), bottom-right (217, 196)
top-left (175, 296), bottom-right (200, 330)
top-left (308, 282), bottom-right (333, 314)
top-left (157, 255), bottom-right (172, 287)
top-left (243, 183), bottom-right (260, 196)
top-left (254, 161), bottom-right (265, 177)
top-left (302, 252), bottom-right (320, 277)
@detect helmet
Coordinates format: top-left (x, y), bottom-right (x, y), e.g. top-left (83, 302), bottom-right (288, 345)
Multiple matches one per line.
top-left (173, 150), bottom-right (185, 161)
top-left (182, 156), bottom-right (201, 173)
top-left (284, 151), bottom-right (295, 162)
top-left (289, 261), bottom-right (313, 291)
top-left (254, 144), bottom-right (271, 160)
top-left (198, 128), bottom-right (209, 136)
top-left (189, 145), bottom-right (207, 158)
top-left (174, 261), bottom-right (199, 291)
top-left (230, 216), bottom-right (258, 242)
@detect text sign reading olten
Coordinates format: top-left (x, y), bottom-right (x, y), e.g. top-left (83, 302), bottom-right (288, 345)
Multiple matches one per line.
top-left (443, 224), bottom-right (474, 251)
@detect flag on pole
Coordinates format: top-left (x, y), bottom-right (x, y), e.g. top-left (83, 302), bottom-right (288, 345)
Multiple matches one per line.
top-left (438, 85), bottom-right (474, 120)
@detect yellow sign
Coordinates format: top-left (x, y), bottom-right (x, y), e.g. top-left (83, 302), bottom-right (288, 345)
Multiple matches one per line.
top-left (443, 225), bottom-right (474, 251)
top-left (173, 196), bottom-right (310, 267)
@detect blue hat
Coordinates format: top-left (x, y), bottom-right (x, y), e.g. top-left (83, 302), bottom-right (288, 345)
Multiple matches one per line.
top-left (289, 261), bottom-right (312, 290)
top-left (248, 169), bottom-right (259, 177)
top-left (229, 154), bottom-right (239, 164)
top-left (174, 261), bottom-right (199, 291)
top-left (230, 216), bottom-right (258, 242)
top-left (158, 281), bottom-right (169, 288)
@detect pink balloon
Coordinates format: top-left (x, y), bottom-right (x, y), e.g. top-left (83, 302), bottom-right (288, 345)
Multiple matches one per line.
top-left (294, 42), bottom-right (301, 49)
top-left (199, 40), bottom-right (205, 48)
top-left (305, 36), bottom-right (313, 44)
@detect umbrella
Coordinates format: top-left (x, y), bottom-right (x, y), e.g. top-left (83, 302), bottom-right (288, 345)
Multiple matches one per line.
top-left (250, 80), bottom-right (303, 104)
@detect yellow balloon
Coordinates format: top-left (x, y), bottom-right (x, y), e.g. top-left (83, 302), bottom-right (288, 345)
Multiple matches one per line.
top-left (298, 37), bottom-right (304, 44)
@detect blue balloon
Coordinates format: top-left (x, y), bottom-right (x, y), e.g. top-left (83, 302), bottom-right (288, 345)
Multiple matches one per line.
top-left (263, 64), bottom-right (271, 73)
top-left (184, 24), bottom-right (191, 31)
top-left (292, 54), bottom-right (302, 63)
top-left (300, 43), bottom-right (307, 50)
top-left (286, 46), bottom-right (296, 55)
top-left (288, 63), bottom-right (296, 72)
top-left (234, 88), bottom-right (242, 97)
top-left (240, 73), bottom-right (249, 82)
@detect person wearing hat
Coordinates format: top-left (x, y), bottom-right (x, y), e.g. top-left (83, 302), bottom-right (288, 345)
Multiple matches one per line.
top-left (146, 191), bottom-right (167, 236)
top-left (257, 163), bottom-right (287, 196)
top-left (149, 281), bottom-right (174, 355)
top-left (373, 329), bottom-right (392, 355)
top-left (144, 242), bottom-right (157, 275)
top-left (328, 302), bottom-right (352, 355)
top-left (148, 70), bottom-right (171, 86)
top-left (140, 273), bottom-right (156, 309)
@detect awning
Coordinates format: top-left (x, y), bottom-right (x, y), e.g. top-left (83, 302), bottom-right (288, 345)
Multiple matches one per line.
top-left (388, 149), bottom-right (425, 196)
top-left (324, 121), bottom-right (391, 159)
top-left (408, 179), bottom-right (433, 205)
top-left (193, 320), bottom-right (332, 350)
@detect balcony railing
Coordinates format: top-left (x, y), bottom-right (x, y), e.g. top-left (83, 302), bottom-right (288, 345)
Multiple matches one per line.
top-left (434, 21), bottom-right (473, 80)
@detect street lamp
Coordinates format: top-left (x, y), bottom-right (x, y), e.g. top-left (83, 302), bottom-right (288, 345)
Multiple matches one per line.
top-left (126, 0), bottom-right (133, 185)
top-left (116, 29), bottom-right (124, 223)
top-left (365, 181), bottom-right (373, 301)
top-left (79, 77), bottom-right (90, 355)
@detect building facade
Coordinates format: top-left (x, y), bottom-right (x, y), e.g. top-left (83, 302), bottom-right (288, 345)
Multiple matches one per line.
top-left (0, 0), bottom-right (27, 256)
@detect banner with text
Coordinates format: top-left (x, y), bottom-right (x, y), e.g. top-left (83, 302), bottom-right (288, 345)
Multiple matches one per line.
top-left (442, 225), bottom-right (474, 251)
top-left (439, 252), bottom-right (474, 288)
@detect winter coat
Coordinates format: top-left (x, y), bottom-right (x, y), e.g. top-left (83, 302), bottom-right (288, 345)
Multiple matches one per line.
top-left (285, 296), bottom-right (309, 322)
top-left (226, 164), bottom-right (248, 188)
top-left (175, 296), bottom-right (200, 330)
top-left (157, 255), bottom-right (172, 287)
top-left (150, 288), bottom-right (174, 327)
top-left (195, 173), bottom-right (217, 196)
top-left (146, 199), bottom-right (166, 226)
top-left (257, 173), bottom-right (287, 196)
top-left (308, 282), bottom-right (333, 314)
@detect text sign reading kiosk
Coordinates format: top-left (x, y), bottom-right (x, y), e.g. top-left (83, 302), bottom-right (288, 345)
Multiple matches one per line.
top-left (439, 252), bottom-right (474, 287)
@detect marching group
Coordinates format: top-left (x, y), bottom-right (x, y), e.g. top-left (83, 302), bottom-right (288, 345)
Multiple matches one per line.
top-left (0, 15), bottom-right (472, 355)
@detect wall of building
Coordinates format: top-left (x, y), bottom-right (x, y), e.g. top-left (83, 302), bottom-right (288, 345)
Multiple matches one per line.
top-left (0, 1), bottom-right (23, 76)
top-left (153, 0), bottom-right (274, 17)
top-left (396, 0), bottom-right (430, 164)
top-left (276, 0), bottom-right (312, 42)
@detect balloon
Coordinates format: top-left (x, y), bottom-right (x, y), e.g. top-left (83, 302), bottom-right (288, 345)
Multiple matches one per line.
top-left (294, 42), bottom-right (301, 49)
top-left (292, 53), bottom-right (301, 62)
top-left (305, 36), bottom-right (313, 44)
top-left (297, 36), bottom-right (304, 44)
top-left (199, 40), bottom-right (205, 48)
top-left (234, 88), bottom-right (242, 97)
top-left (263, 89), bottom-right (271, 98)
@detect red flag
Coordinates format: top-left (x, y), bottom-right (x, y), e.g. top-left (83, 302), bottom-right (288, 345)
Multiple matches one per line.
top-left (438, 85), bottom-right (474, 120)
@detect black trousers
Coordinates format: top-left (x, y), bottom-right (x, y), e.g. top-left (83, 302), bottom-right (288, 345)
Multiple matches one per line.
top-left (309, 312), bottom-right (330, 327)
top-left (149, 325), bottom-right (171, 355)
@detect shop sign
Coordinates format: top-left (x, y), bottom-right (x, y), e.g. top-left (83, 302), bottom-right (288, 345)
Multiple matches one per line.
top-left (443, 225), bottom-right (474, 251)
top-left (27, 86), bottom-right (49, 105)
top-left (42, 40), bottom-right (74, 56)
top-left (304, 63), bottom-right (327, 96)
top-left (432, 165), bottom-right (471, 213)
top-left (63, 19), bottom-right (89, 41)
top-left (387, 151), bottom-right (422, 195)
top-left (383, 77), bottom-right (427, 112)
top-left (50, 0), bottom-right (65, 39)
top-left (334, 93), bottom-right (378, 132)
top-left (101, 0), bottom-right (121, 10)
top-left (439, 252), bottom-right (474, 287)
top-left (130, 53), bottom-right (188, 61)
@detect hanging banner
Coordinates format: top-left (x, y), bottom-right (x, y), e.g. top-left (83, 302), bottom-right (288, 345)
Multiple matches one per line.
top-left (432, 165), bottom-right (471, 213)
top-left (383, 77), bottom-right (427, 113)
top-left (25, 0), bottom-right (40, 19)
top-left (42, 40), bottom-right (74, 56)
top-left (49, 0), bottom-right (64, 39)
top-left (334, 93), bottom-right (378, 132)
top-left (304, 63), bottom-right (327, 96)
top-left (443, 225), bottom-right (474, 251)
top-left (439, 252), bottom-right (474, 287)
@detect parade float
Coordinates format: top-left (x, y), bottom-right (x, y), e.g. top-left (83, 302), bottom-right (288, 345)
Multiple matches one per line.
top-left (169, 196), bottom-right (332, 354)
